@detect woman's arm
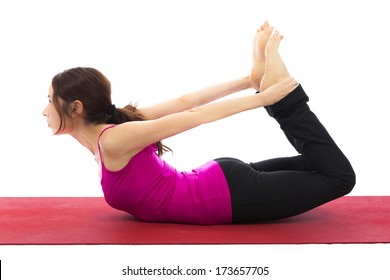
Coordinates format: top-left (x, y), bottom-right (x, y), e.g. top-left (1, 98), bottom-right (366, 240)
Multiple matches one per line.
top-left (138, 76), bottom-right (251, 120)
top-left (102, 78), bottom-right (297, 158)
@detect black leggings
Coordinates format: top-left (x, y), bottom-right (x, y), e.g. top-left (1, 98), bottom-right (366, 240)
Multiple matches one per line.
top-left (216, 85), bottom-right (356, 223)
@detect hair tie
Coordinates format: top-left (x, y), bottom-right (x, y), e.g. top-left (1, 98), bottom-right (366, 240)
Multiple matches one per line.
top-left (106, 104), bottom-right (116, 115)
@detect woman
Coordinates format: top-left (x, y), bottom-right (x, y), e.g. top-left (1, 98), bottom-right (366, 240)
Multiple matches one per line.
top-left (42, 22), bottom-right (355, 225)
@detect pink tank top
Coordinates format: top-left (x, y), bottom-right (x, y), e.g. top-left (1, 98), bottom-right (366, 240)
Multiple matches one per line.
top-left (98, 127), bottom-right (232, 225)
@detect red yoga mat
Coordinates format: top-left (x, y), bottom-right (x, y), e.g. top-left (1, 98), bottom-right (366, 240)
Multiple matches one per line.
top-left (1, 196), bottom-right (389, 245)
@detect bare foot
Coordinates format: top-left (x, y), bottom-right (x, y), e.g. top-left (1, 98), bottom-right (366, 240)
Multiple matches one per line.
top-left (260, 30), bottom-right (290, 92)
top-left (249, 21), bottom-right (274, 90)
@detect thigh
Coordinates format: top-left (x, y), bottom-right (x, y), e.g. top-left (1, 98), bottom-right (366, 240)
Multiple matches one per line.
top-left (216, 158), bottom-right (343, 223)
top-left (249, 155), bottom-right (308, 172)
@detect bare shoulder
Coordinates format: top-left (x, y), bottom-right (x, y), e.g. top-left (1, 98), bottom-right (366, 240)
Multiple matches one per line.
top-left (98, 124), bottom-right (143, 170)
top-left (99, 124), bottom-right (142, 153)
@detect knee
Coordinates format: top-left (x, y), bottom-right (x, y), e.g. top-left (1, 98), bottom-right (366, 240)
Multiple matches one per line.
top-left (335, 168), bottom-right (356, 196)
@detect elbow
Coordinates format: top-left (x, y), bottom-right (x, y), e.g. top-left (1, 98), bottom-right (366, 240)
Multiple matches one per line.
top-left (177, 95), bottom-right (195, 111)
top-left (185, 108), bottom-right (206, 126)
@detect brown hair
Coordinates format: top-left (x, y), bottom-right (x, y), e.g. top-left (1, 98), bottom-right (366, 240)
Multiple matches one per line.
top-left (51, 67), bottom-right (171, 156)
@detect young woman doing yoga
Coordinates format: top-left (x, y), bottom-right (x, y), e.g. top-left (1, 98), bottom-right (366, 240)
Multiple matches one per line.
top-left (42, 22), bottom-right (355, 225)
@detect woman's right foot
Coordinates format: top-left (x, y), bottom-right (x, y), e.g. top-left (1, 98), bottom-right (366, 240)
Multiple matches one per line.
top-left (260, 30), bottom-right (291, 92)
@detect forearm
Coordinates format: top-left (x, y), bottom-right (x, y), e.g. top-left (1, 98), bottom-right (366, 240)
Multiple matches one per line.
top-left (188, 77), bottom-right (298, 125)
top-left (188, 93), bottom-right (263, 125)
top-left (181, 75), bottom-right (251, 109)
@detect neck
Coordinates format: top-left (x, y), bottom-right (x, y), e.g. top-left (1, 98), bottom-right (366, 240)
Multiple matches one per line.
top-left (69, 123), bottom-right (108, 155)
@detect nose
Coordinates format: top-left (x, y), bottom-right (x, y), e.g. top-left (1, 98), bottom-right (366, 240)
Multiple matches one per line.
top-left (42, 105), bottom-right (48, 117)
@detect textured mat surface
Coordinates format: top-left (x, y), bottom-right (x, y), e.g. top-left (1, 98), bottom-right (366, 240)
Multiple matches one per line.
top-left (1, 196), bottom-right (389, 244)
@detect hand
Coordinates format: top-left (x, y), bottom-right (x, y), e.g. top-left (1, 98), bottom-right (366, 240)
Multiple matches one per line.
top-left (259, 77), bottom-right (298, 106)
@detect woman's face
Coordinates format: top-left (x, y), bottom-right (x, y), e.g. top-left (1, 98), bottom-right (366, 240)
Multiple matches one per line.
top-left (42, 85), bottom-right (62, 134)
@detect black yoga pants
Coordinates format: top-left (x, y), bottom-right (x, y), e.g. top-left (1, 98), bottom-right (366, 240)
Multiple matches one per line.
top-left (215, 84), bottom-right (356, 223)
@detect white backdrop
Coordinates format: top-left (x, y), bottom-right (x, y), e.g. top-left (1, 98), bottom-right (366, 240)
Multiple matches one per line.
top-left (1, 0), bottom-right (389, 196)
top-left (1, 1), bottom-right (390, 279)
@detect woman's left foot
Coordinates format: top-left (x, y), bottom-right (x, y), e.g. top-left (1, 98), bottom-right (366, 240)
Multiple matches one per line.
top-left (250, 21), bottom-right (274, 90)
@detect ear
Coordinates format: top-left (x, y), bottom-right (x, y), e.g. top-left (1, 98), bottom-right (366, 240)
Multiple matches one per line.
top-left (70, 100), bottom-right (84, 118)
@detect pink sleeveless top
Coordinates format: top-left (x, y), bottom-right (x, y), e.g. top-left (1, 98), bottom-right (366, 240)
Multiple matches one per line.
top-left (98, 127), bottom-right (232, 225)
